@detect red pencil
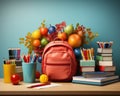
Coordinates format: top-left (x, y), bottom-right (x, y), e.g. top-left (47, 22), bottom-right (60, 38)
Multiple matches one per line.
top-left (27, 82), bottom-right (51, 88)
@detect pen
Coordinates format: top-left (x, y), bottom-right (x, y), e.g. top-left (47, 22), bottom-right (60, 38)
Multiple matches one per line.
top-left (27, 82), bottom-right (51, 88)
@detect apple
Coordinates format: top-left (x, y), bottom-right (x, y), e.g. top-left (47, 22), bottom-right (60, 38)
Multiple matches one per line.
top-left (41, 37), bottom-right (49, 47)
top-left (64, 24), bottom-right (74, 36)
top-left (40, 27), bottom-right (48, 36)
top-left (36, 71), bottom-right (41, 79)
top-left (11, 74), bottom-right (21, 85)
top-left (48, 25), bottom-right (56, 34)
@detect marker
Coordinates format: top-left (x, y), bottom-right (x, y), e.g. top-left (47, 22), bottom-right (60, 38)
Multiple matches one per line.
top-left (23, 55), bottom-right (27, 63)
top-left (26, 54), bottom-right (30, 63)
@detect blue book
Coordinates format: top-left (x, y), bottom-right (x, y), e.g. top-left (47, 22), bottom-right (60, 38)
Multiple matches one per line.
top-left (82, 72), bottom-right (115, 78)
top-left (72, 76), bottom-right (119, 86)
top-left (72, 79), bottom-right (119, 86)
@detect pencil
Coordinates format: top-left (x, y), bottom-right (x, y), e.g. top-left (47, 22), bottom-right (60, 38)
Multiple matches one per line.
top-left (27, 82), bottom-right (51, 88)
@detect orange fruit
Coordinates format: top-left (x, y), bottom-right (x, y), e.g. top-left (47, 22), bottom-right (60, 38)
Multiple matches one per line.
top-left (68, 34), bottom-right (82, 48)
top-left (33, 39), bottom-right (40, 47)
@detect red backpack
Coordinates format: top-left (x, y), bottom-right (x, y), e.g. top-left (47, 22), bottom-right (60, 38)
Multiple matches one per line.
top-left (42, 41), bottom-right (77, 81)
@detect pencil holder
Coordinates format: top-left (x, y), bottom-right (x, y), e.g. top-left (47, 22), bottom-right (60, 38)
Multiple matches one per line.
top-left (3, 64), bottom-right (16, 83)
top-left (22, 62), bottom-right (36, 83)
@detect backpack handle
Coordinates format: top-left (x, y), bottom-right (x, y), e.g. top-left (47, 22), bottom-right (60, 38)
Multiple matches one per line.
top-left (53, 37), bottom-right (64, 42)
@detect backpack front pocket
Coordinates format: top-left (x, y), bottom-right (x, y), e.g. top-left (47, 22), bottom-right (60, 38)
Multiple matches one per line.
top-left (45, 52), bottom-right (72, 81)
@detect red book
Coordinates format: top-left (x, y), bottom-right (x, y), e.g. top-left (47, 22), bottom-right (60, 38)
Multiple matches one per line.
top-left (99, 66), bottom-right (116, 72)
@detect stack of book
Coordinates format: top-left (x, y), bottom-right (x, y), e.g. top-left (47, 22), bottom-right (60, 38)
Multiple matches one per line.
top-left (96, 41), bottom-right (116, 72)
top-left (72, 41), bottom-right (119, 86)
top-left (72, 72), bottom-right (119, 86)
top-left (80, 48), bottom-right (95, 73)
top-left (80, 60), bottom-right (95, 72)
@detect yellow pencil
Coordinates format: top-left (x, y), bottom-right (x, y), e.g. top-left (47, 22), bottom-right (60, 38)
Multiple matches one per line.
top-left (80, 49), bottom-right (85, 60)
top-left (91, 48), bottom-right (94, 60)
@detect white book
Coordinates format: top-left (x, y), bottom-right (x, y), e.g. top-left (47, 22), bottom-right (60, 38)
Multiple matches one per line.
top-left (102, 56), bottom-right (112, 61)
top-left (97, 48), bottom-right (112, 54)
top-left (99, 61), bottom-right (113, 66)
top-left (98, 53), bottom-right (112, 57)
top-left (72, 75), bottom-right (119, 83)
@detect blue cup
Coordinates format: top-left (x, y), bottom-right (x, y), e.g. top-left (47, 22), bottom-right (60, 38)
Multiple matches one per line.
top-left (22, 62), bottom-right (36, 83)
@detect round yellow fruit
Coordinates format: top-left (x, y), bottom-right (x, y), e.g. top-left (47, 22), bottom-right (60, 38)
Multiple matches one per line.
top-left (39, 74), bottom-right (48, 83)
top-left (32, 30), bottom-right (41, 39)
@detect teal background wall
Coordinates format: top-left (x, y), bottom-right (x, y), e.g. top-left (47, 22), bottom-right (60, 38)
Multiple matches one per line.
top-left (0, 0), bottom-right (120, 77)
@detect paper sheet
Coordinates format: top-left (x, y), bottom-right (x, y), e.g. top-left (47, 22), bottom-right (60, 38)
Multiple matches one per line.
top-left (26, 83), bottom-right (61, 89)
